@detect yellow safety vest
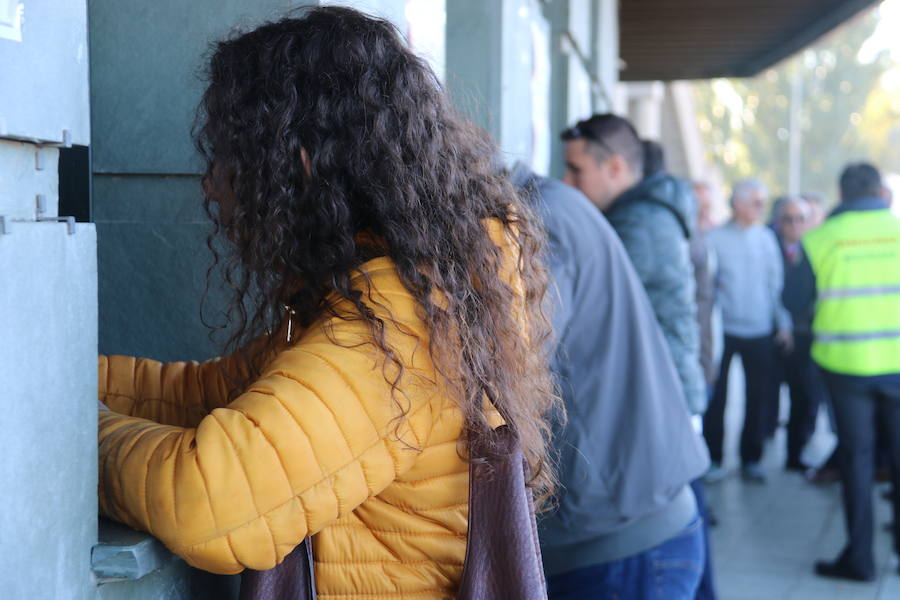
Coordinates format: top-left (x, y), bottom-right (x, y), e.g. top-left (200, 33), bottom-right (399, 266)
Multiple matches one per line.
top-left (803, 208), bottom-right (900, 376)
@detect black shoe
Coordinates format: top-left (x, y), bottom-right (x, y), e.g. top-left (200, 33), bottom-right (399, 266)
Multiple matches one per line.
top-left (814, 560), bottom-right (874, 582)
top-left (786, 458), bottom-right (807, 472)
top-left (806, 467), bottom-right (841, 484)
top-left (741, 463), bottom-right (767, 483)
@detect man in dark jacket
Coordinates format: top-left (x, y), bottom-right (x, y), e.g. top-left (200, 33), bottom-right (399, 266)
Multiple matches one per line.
top-left (789, 163), bottom-right (900, 582)
top-left (511, 163), bottom-right (710, 599)
top-left (560, 114), bottom-right (706, 415)
top-left (772, 196), bottom-right (828, 470)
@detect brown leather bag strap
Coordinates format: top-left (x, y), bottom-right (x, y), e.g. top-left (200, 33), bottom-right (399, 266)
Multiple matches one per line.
top-left (239, 536), bottom-right (316, 600)
top-left (301, 537), bottom-right (316, 600)
top-left (457, 425), bottom-right (547, 600)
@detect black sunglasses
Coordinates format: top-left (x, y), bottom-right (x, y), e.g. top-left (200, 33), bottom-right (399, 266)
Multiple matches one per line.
top-left (562, 125), bottom-right (617, 158)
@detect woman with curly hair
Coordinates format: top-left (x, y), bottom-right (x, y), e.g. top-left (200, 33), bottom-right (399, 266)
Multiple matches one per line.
top-left (96, 6), bottom-right (558, 599)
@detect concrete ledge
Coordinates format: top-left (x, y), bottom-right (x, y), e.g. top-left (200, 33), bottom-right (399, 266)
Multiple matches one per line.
top-left (92, 518), bottom-right (176, 582)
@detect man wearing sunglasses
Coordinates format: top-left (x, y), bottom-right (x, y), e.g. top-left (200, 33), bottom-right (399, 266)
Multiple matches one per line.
top-left (561, 114), bottom-right (706, 420)
top-left (772, 197), bottom-right (827, 474)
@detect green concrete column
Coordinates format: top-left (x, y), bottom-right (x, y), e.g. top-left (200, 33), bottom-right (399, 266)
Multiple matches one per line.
top-left (446, 0), bottom-right (553, 172)
top-left (542, 0), bottom-right (619, 178)
top-left (446, 0), bottom-right (504, 143)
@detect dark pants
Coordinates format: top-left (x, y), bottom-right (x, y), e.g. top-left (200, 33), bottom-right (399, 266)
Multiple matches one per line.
top-left (823, 371), bottom-right (900, 577)
top-left (704, 334), bottom-right (773, 465)
top-left (546, 515), bottom-right (705, 600)
top-left (771, 333), bottom-right (827, 464)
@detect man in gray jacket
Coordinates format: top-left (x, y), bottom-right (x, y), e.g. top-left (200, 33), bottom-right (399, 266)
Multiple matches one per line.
top-left (704, 180), bottom-right (792, 483)
top-left (511, 164), bottom-right (710, 599)
top-left (560, 114), bottom-right (706, 415)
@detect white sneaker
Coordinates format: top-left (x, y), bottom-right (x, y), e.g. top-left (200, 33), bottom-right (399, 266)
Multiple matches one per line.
top-left (741, 462), bottom-right (767, 484)
top-left (704, 462), bottom-right (728, 483)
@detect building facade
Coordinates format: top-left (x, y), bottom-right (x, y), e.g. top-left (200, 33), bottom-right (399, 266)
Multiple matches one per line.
top-left (0, 1), bottom-right (618, 598)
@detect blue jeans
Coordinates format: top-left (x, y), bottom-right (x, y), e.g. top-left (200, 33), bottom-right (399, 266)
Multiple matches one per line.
top-left (690, 479), bottom-right (717, 600)
top-left (547, 514), bottom-right (705, 600)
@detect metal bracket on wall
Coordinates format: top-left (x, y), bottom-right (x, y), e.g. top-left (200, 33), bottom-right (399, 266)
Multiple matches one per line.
top-left (5, 216), bottom-right (77, 235)
top-left (31, 194), bottom-right (75, 234)
top-left (38, 215), bottom-right (77, 235)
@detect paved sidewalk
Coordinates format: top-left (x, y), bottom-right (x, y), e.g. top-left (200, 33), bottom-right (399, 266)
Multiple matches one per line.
top-left (705, 359), bottom-right (899, 599)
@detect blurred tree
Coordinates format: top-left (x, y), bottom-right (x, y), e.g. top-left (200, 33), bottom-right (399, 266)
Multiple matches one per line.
top-left (694, 7), bottom-right (894, 209)
top-left (858, 68), bottom-right (900, 173)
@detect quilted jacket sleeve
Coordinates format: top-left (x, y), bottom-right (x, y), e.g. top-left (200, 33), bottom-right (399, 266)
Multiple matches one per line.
top-left (98, 282), bottom-right (442, 574)
top-left (98, 353), bottom-right (249, 428)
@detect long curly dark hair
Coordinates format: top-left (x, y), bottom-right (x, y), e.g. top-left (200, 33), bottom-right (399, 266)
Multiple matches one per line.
top-left (196, 6), bottom-right (558, 501)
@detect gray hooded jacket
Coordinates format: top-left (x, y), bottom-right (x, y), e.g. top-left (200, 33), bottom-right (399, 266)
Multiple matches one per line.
top-left (605, 172), bottom-right (707, 414)
top-left (513, 168), bottom-right (710, 576)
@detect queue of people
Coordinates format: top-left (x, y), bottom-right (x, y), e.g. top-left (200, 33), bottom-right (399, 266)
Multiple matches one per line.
top-left (550, 113), bottom-right (900, 593)
top-left (90, 7), bottom-right (900, 599)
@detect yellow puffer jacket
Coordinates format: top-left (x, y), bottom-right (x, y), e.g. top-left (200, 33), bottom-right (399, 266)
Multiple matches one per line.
top-left (98, 254), bottom-right (505, 599)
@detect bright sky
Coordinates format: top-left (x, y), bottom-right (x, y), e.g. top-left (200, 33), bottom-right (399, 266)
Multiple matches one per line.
top-left (860, 1), bottom-right (900, 212)
top-left (859, 0), bottom-right (900, 63)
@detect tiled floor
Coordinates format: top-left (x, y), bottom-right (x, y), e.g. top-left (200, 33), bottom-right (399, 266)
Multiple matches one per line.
top-left (706, 359), bottom-right (899, 599)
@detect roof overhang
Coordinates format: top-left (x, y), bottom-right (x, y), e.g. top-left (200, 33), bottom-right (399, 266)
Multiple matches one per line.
top-left (619, 0), bottom-right (881, 81)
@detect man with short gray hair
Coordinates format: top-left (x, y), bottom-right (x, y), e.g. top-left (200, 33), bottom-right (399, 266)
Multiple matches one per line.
top-left (704, 179), bottom-right (792, 483)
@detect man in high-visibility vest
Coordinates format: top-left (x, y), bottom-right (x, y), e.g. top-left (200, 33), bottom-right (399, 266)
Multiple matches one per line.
top-left (793, 163), bottom-right (900, 582)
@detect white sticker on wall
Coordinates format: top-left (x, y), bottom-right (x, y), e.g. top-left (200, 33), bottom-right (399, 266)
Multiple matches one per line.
top-left (0, 1), bottom-right (24, 43)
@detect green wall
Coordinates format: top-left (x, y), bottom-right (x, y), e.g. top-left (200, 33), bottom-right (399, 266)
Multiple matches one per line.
top-left (90, 0), bottom-right (309, 362)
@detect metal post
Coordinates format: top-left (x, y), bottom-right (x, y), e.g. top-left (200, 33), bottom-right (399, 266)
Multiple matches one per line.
top-left (788, 60), bottom-right (804, 196)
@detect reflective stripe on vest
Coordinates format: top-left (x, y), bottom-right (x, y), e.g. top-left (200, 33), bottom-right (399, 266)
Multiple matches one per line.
top-left (803, 209), bottom-right (900, 376)
top-left (815, 329), bottom-right (900, 343)
top-left (819, 284), bottom-right (900, 300)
